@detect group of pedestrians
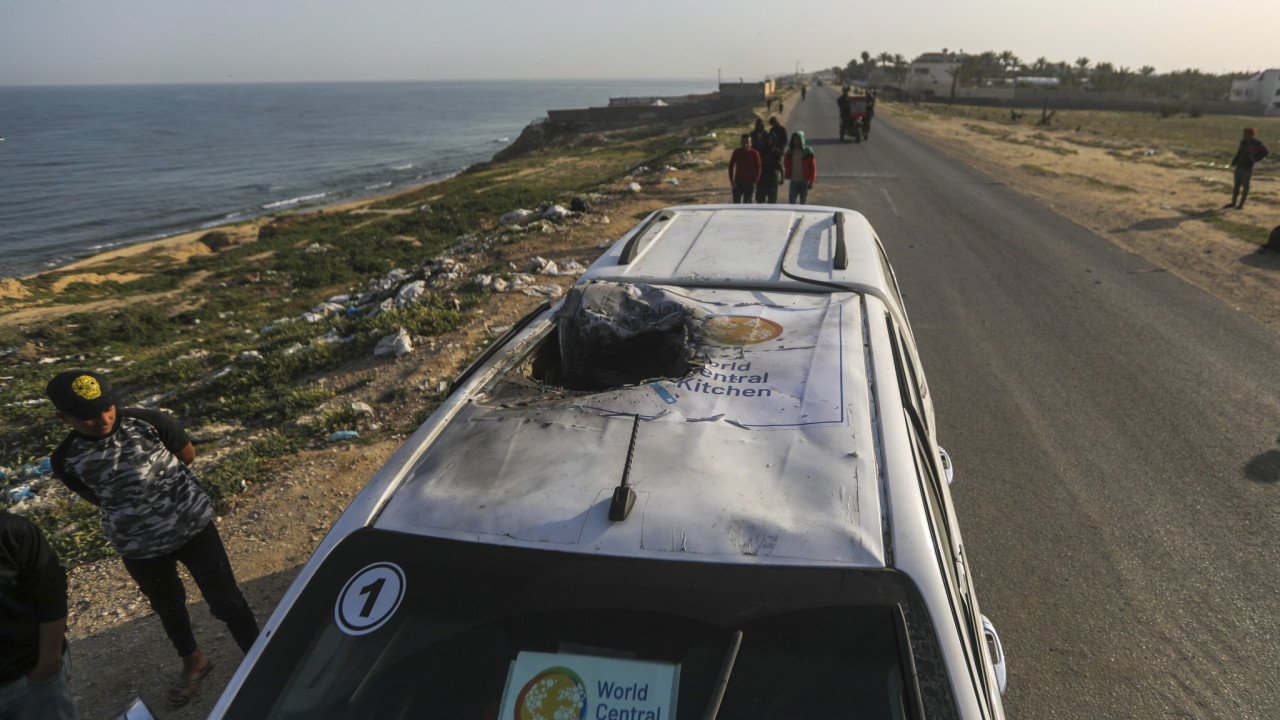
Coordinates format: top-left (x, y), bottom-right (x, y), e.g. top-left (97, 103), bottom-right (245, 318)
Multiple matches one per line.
top-left (2, 370), bottom-right (260, 718)
top-left (728, 115), bottom-right (817, 205)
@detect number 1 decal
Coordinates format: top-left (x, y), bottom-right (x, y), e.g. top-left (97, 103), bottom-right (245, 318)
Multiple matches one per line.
top-left (335, 562), bottom-right (405, 636)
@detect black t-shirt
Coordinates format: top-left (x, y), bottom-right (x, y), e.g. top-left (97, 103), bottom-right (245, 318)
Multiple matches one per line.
top-left (0, 511), bottom-right (68, 683)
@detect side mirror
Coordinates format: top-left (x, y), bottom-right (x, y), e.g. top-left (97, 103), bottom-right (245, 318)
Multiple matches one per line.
top-left (938, 446), bottom-right (955, 485)
top-left (982, 614), bottom-right (1008, 696)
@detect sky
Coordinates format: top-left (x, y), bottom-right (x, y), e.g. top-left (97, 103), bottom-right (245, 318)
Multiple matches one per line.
top-left (2, 0), bottom-right (1276, 86)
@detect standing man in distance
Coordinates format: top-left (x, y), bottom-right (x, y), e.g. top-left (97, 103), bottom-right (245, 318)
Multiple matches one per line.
top-left (754, 133), bottom-right (784, 204)
top-left (0, 510), bottom-right (78, 720)
top-left (1224, 127), bottom-right (1269, 209)
top-left (728, 134), bottom-right (761, 204)
top-left (46, 370), bottom-right (259, 708)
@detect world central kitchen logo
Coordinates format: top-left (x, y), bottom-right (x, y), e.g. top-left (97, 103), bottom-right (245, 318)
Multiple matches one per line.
top-left (514, 667), bottom-right (663, 720)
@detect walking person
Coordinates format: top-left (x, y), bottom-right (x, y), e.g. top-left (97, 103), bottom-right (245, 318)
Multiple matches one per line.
top-left (0, 511), bottom-right (79, 720)
top-left (768, 116), bottom-right (788, 151)
top-left (728, 134), bottom-right (761, 204)
top-left (755, 134), bottom-right (784, 204)
top-left (749, 119), bottom-right (769, 156)
top-left (784, 131), bottom-right (816, 204)
top-left (46, 370), bottom-right (259, 708)
top-left (1224, 127), bottom-right (1269, 209)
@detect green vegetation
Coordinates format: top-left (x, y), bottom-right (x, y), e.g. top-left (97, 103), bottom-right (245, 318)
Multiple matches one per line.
top-left (0, 108), bottom-right (741, 565)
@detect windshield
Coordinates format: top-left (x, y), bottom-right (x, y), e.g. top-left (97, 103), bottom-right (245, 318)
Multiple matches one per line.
top-left (224, 530), bottom-right (957, 719)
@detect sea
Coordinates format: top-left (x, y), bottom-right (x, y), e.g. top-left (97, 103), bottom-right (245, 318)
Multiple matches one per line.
top-left (0, 79), bottom-right (714, 279)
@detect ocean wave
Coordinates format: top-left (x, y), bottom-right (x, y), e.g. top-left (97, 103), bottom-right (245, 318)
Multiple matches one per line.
top-left (390, 164), bottom-right (413, 171)
top-left (494, 137), bottom-right (510, 143)
top-left (262, 192), bottom-right (330, 211)
top-left (365, 181), bottom-right (392, 190)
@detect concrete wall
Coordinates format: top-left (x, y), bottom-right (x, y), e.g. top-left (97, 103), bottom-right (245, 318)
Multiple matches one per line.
top-left (546, 81), bottom-right (769, 125)
top-left (547, 98), bottom-right (747, 125)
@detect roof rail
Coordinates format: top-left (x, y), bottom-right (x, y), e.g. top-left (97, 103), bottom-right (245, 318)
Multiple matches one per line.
top-left (619, 209), bottom-right (675, 264)
top-left (833, 212), bottom-right (849, 270)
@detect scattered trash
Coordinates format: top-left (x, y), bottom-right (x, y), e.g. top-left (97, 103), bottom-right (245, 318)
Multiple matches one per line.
top-left (326, 430), bottom-right (360, 443)
top-left (625, 182), bottom-right (642, 193)
top-left (239, 350), bottom-right (262, 362)
top-left (395, 280), bottom-right (427, 304)
top-left (351, 401), bottom-right (374, 416)
top-left (374, 328), bottom-right (413, 357)
top-left (5, 486), bottom-right (34, 503)
top-left (500, 208), bottom-right (535, 226)
top-left (523, 284), bottom-right (564, 298)
top-left (664, 178), bottom-right (680, 185)
top-left (542, 205), bottom-right (572, 221)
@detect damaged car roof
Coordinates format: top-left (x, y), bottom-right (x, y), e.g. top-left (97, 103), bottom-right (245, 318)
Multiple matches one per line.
top-left (372, 206), bottom-right (901, 569)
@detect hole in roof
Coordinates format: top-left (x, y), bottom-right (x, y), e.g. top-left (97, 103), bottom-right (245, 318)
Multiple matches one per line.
top-left (484, 282), bottom-right (706, 401)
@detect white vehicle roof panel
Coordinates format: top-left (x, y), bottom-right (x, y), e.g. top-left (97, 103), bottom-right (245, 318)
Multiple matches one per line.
top-left (374, 286), bottom-right (886, 567)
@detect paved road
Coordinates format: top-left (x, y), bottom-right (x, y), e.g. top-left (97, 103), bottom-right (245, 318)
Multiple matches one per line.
top-left (788, 86), bottom-right (1280, 718)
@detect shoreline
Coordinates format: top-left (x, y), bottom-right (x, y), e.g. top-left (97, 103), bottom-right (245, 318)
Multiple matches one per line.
top-left (17, 170), bottom-right (467, 282)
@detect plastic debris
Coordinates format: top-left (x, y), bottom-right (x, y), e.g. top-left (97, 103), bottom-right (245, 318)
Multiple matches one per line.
top-left (625, 182), bottom-right (642, 193)
top-left (326, 430), bottom-right (360, 442)
top-left (351, 401), bottom-right (374, 416)
top-left (523, 284), bottom-right (563, 298)
top-left (542, 205), bottom-right (572, 221)
top-left (5, 486), bottom-right (34, 502)
top-left (500, 208), bottom-right (535, 226)
top-left (374, 328), bottom-right (413, 357)
top-left (395, 280), bottom-right (427, 304)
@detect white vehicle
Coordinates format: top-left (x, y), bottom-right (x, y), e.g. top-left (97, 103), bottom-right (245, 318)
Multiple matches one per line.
top-left (211, 205), bottom-right (1007, 719)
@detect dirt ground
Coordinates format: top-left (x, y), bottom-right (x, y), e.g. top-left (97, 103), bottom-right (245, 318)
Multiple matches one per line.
top-left (48, 104), bottom-right (1280, 718)
top-left (883, 105), bottom-right (1280, 330)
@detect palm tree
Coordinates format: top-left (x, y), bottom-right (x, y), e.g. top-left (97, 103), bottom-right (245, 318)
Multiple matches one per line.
top-left (892, 54), bottom-right (908, 82)
top-left (997, 50), bottom-right (1022, 77)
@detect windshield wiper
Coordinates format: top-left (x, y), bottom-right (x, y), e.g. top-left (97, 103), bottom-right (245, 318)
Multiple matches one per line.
top-left (701, 630), bottom-right (743, 720)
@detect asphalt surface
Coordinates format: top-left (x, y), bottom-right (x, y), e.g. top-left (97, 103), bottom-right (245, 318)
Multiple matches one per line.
top-left (788, 86), bottom-right (1280, 718)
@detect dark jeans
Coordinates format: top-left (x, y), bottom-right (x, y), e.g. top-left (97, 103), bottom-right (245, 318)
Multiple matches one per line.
top-left (788, 180), bottom-right (810, 205)
top-left (732, 183), bottom-right (755, 203)
top-left (1232, 165), bottom-right (1253, 205)
top-left (121, 522), bottom-right (259, 657)
top-left (755, 184), bottom-right (778, 204)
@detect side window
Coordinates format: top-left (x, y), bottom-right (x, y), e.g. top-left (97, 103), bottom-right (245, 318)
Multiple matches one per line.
top-left (907, 418), bottom-right (996, 715)
top-left (886, 316), bottom-right (929, 434)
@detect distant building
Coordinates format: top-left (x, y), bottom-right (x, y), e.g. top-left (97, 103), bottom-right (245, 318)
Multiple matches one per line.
top-left (1230, 70), bottom-right (1280, 116)
top-left (718, 79), bottom-right (775, 105)
top-left (906, 51), bottom-right (967, 95)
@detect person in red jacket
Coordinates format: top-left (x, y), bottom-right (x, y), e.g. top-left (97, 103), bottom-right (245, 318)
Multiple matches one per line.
top-left (728, 134), bottom-right (761, 203)
top-left (784, 131), bottom-right (817, 204)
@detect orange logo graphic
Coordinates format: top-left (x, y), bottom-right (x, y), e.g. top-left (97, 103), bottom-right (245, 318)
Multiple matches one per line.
top-left (703, 315), bottom-right (783, 345)
top-left (514, 667), bottom-right (586, 720)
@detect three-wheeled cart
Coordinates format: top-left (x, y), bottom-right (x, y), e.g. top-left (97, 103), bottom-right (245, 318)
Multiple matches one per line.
top-left (839, 95), bottom-right (870, 143)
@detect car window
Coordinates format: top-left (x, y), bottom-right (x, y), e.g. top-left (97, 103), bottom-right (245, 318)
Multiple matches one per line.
top-left (886, 315), bottom-right (930, 435)
top-left (225, 531), bottom-right (962, 719)
top-left (904, 413), bottom-right (996, 718)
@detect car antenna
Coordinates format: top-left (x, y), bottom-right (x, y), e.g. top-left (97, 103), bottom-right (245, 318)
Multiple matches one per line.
top-left (608, 414), bottom-right (641, 521)
top-left (701, 630), bottom-right (744, 720)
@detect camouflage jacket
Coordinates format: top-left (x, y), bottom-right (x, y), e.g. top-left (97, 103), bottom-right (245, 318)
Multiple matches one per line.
top-left (51, 408), bottom-right (213, 559)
